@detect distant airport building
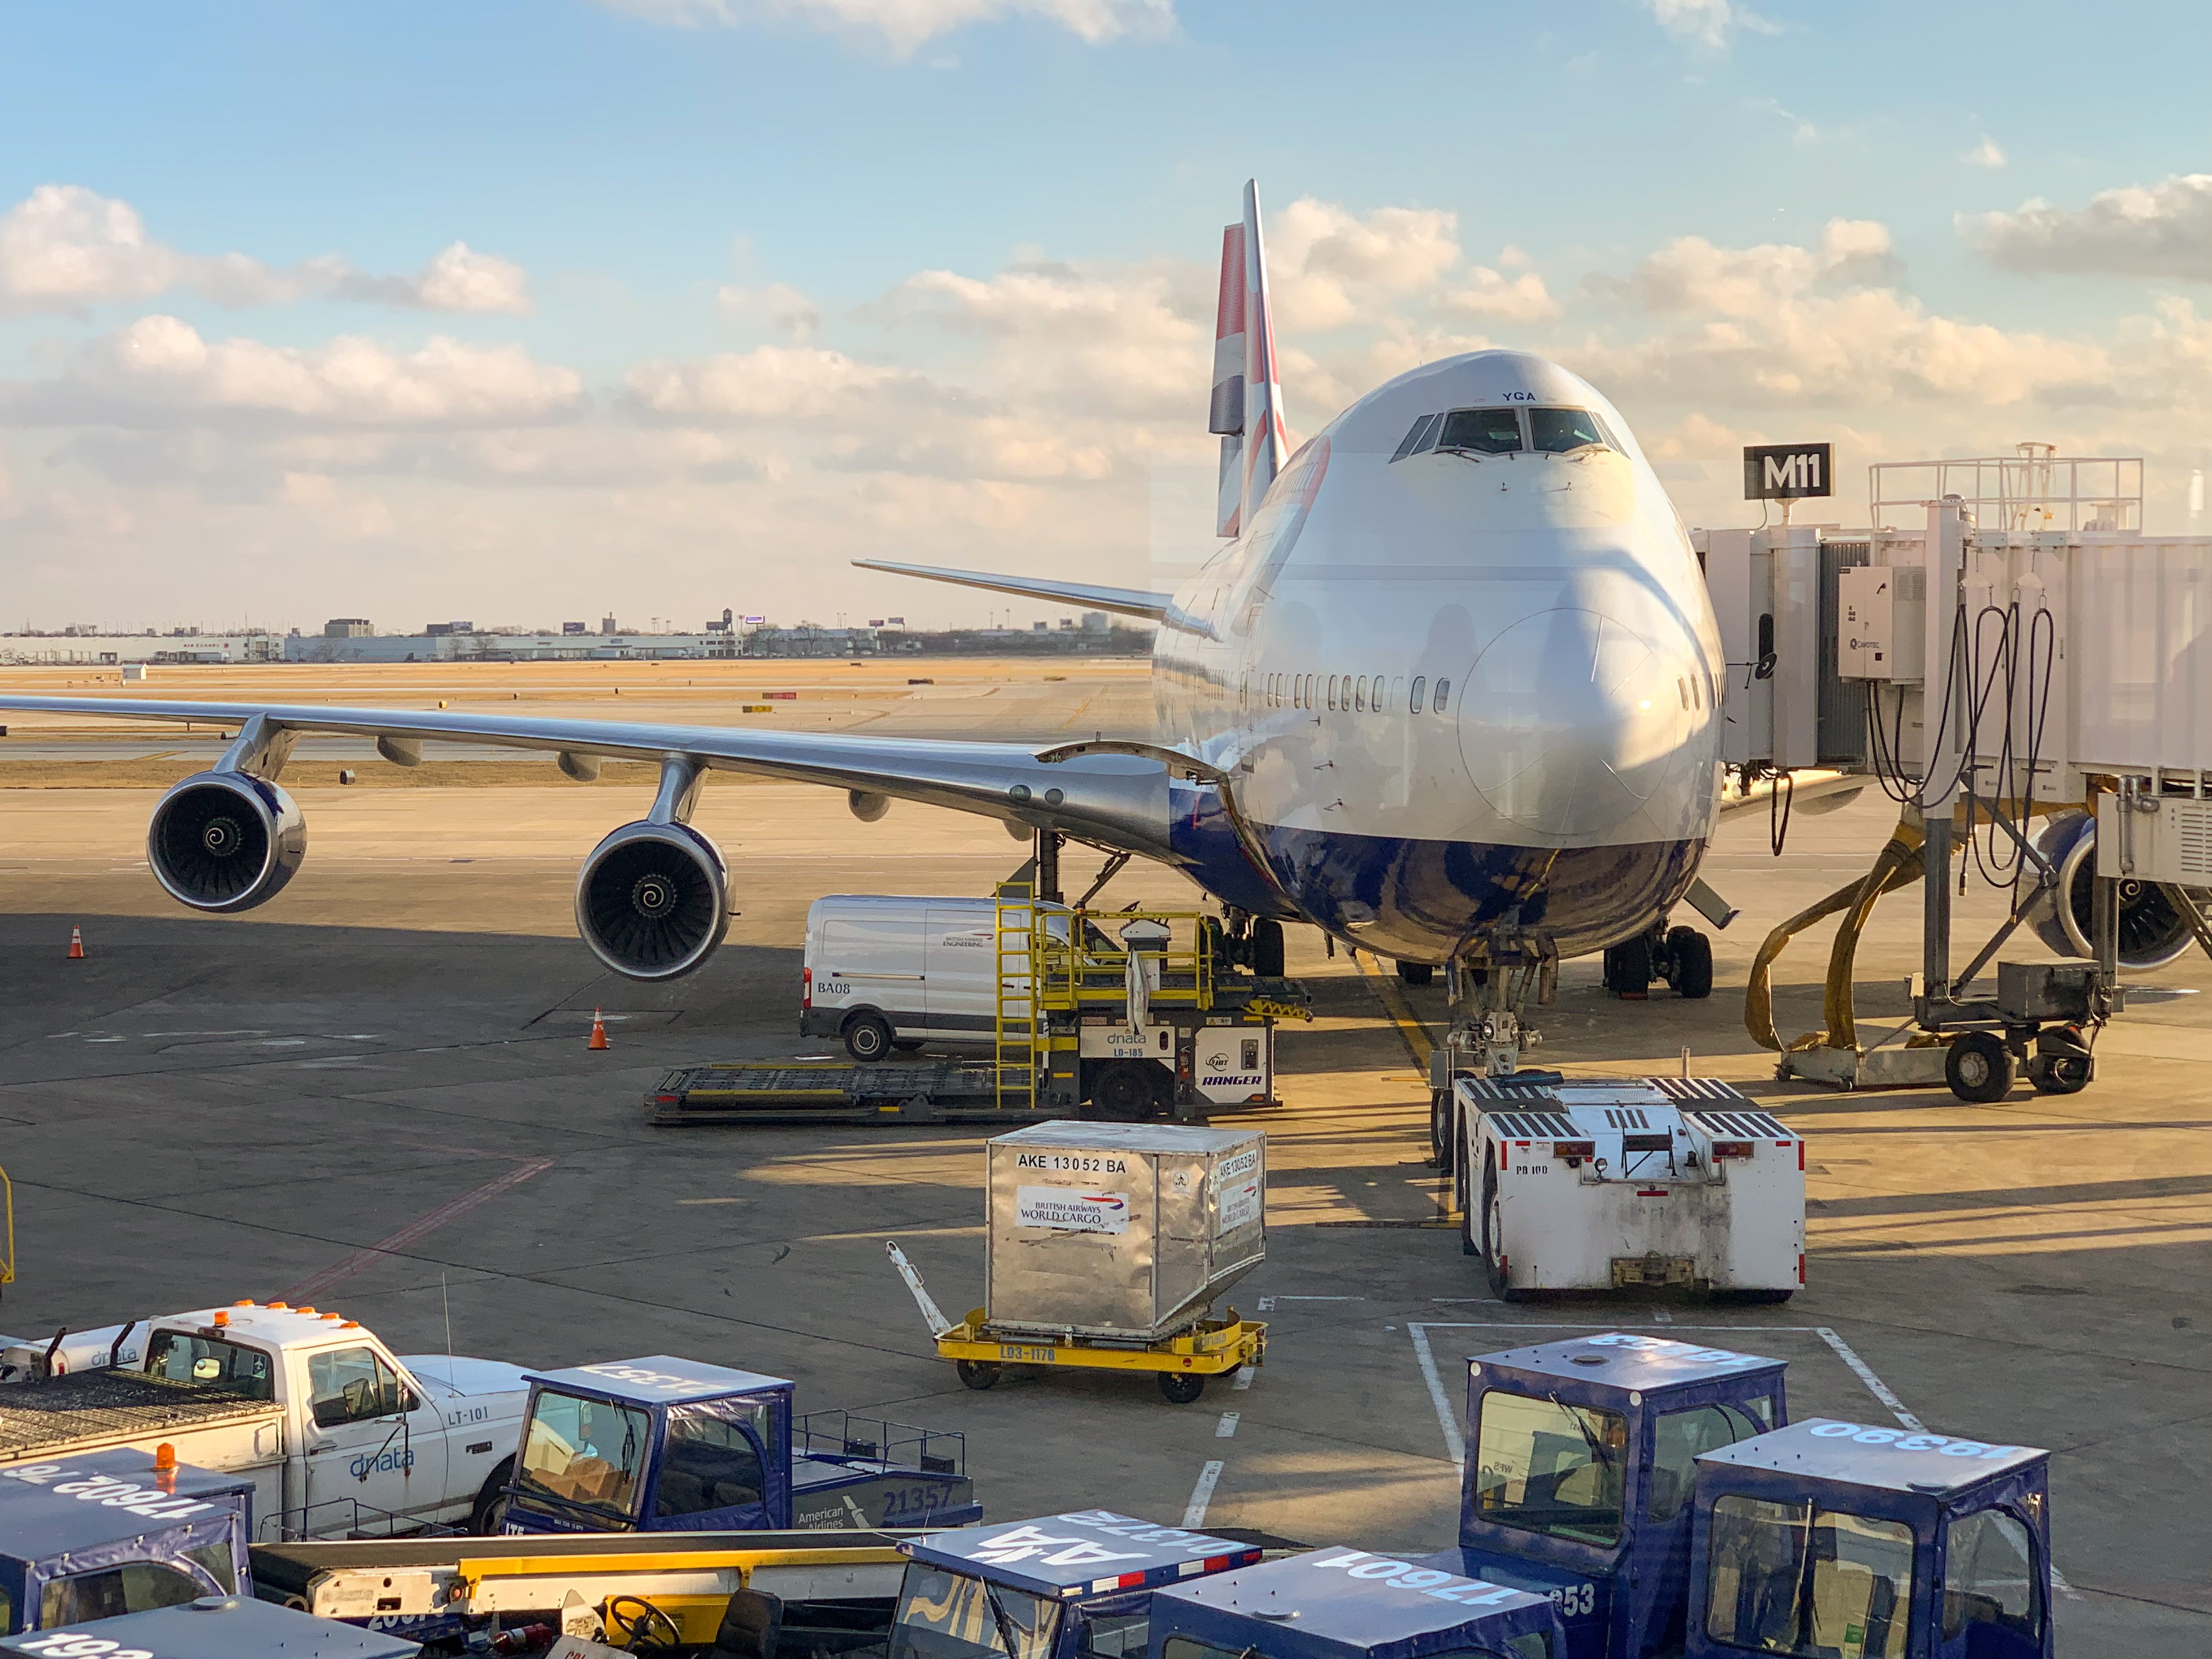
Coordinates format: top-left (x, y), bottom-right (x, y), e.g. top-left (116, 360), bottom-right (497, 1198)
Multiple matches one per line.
top-left (323, 617), bottom-right (373, 638)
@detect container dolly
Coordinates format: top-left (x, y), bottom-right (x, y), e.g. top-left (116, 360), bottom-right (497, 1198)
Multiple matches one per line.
top-left (885, 1241), bottom-right (1265, 1404)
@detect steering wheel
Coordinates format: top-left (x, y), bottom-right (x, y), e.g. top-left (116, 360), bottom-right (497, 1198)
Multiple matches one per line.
top-left (606, 1595), bottom-right (686, 1651)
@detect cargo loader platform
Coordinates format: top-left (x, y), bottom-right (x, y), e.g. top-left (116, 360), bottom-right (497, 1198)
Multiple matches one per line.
top-left (647, 1059), bottom-right (1043, 1126)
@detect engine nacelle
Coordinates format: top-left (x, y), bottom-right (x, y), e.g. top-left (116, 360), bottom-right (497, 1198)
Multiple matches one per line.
top-left (147, 772), bottom-right (306, 914)
top-left (2026, 808), bottom-right (2204, 971)
top-left (575, 821), bottom-right (732, 980)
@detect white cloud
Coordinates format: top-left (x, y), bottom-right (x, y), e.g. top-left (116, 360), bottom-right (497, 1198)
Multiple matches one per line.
top-left (1642, 0), bottom-right (1776, 49)
top-left (1963, 136), bottom-right (2006, 169)
top-left (1445, 267), bottom-right (1561, 325)
top-left (718, 281), bottom-right (822, 340)
top-left (1967, 173), bottom-right (2212, 280)
top-left (1268, 198), bottom-right (1461, 331)
top-left (594, 0), bottom-right (1172, 54)
top-left (0, 185), bottom-right (531, 314)
top-left (1622, 218), bottom-right (1902, 315)
top-left (627, 343), bottom-right (947, 422)
top-left (2, 316), bottom-right (582, 429)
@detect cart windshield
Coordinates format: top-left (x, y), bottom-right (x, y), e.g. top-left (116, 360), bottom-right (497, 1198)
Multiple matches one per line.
top-left (1471, 1390), bottom-right (1628, 1547)
top-left (890, 1564), bottom-right (1062, 1659)
top-left (515, 1388), bottom-right (652, 1519)
top-left (1703, 1495), bottom-right (1914, 1658)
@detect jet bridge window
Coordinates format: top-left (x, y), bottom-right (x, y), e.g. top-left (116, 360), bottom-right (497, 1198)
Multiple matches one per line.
top-left (1437, 407), bottom-right (1524, 455)
top-left (1704, 1496), bottom-right (1913, 1659)
top-left (1528, 407), bottom-right (1612, 454)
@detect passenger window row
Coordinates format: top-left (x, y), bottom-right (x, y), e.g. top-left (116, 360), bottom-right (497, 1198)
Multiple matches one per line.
top-left (1261, 671), bottom-right (1450, 716)
top-left (1392, 405), bottom-right (1619, 462)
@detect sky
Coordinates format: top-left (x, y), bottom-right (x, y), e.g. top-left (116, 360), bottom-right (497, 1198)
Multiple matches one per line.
top-left (8, 0), bottom-right (2212, 634)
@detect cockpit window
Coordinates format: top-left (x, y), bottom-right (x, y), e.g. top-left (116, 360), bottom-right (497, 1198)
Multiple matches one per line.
top-left (1437, 408), bottom-right (1523, 455)
top-left (1529, 407), bottom-right (1610, 454)
top-left (1392, 412), bottom-right (1444, 461)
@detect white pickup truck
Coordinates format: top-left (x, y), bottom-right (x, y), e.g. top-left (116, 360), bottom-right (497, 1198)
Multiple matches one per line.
top-left (0, 1300), bottom-right (530, 1537)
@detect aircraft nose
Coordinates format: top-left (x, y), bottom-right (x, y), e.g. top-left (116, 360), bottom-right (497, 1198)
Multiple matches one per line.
top-left (1457, 606), bottom-right (1700, 839)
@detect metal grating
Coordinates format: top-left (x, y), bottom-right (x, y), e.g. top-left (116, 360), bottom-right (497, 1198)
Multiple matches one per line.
top-left (1483, 1110), bottom-right (1578, 1140)
top-left (2178, 804), bottom-right (2212, 881)
top-left (0, 1371), bottom-right (273, 1459)
top-left (1685, 1108), bottom-right (1795, 1140)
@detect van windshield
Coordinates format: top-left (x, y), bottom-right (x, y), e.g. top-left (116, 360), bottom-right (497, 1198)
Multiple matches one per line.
top-left (1471, 1390), bottom-right (1628, 1546)
top-left (890, 1565), bottom-right (1061, 1659)
top-left (516, 1389), bottom-right (652, 1519)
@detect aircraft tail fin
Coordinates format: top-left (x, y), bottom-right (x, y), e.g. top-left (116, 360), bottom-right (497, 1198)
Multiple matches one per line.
top-left (1209, 179), bottom-right (1289, 538)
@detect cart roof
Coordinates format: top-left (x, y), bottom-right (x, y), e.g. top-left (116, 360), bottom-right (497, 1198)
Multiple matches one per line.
top-left (0, 1447), bottom-right (251, 1559)
top-left (524, 1354), bottom-right (791, 1405)
top-left (903, 1511), bottom-right (1262, 1598)
top-left (0, 1594), bottom-right (419, 1658)
top-left (1472, 1332), bottom-right (1785, 1395)
top-left (988, 1121), bottom-right (1260, 1154)
top-left (1697, 1417), bottom-right (2047, 1497)
top-left (1152, 1547), bottom-right (1556, 1659)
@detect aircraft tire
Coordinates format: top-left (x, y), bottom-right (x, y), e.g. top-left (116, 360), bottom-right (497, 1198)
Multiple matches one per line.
top-left (1669, 927), bottom-right (1714, 999)
top-left (1604, 936), bottom-right (1652, 997)
top-left (1249, 919), bottom-right (1286, 979)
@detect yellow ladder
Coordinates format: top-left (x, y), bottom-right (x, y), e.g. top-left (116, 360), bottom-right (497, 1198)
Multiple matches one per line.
top-left (993, 885), bottom-right (1039, 1110)
top-left (0, 1166), bottom-right (14, 1292)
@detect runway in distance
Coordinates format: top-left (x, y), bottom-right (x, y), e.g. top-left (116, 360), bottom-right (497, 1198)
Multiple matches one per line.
top-left (0, 182), bottom-right (1737, 1006)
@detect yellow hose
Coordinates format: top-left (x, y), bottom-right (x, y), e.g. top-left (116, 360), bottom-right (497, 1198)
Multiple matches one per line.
top-left (1745, 809), bottom-right (1924, 1052)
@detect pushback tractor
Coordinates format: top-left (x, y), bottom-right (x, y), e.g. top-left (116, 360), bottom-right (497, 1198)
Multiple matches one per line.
top-left (1448, 1078), bottom-right (1805, 1301)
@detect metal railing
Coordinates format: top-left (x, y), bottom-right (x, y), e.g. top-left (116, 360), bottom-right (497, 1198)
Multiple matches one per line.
top-left (257, 1495), bottom-right (465, 1542)
top-left (794, 1409), bottom-right (965, 1475)
top-left (1870, 446), bottom-right (2143, 535)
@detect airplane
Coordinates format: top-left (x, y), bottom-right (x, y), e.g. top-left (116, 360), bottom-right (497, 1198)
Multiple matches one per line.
top-left (3, 181), bottom-right (1815, 1072)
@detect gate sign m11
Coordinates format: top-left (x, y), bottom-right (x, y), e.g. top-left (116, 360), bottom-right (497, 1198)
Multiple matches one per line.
top-left (1743, 442), bottom-right (1832, 500)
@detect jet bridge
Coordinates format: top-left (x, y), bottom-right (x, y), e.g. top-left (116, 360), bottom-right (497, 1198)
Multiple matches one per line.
top-left (1696, 446), bottom-right (2212, 1099)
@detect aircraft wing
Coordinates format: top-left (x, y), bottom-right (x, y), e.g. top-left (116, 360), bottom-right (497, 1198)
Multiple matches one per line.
top-left (0, 695), bottom-right (1180, 857)
top-left (851, 559), bottom-right (1170, 621)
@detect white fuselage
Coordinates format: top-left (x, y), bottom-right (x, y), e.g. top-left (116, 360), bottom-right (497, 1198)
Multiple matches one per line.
top-left (1152, 350), bottom-right (1724, 963)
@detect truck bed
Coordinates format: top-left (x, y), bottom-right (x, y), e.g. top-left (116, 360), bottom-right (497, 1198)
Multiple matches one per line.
top-left (0, 1369), bottom-right (276, 1460)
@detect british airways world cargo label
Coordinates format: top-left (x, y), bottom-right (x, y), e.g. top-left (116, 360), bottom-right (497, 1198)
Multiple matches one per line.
top-left (1017, 1185), bottom-right (1130, 1233)
top-left (1215, 1147), bottom-right (1261, 1235)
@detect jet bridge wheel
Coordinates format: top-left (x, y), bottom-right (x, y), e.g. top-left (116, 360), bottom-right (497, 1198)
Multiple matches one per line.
top-left (1945, 1031), bottom-right (2016, 1104)
top-left (2026, 1053), bottom-right (2092, 1095)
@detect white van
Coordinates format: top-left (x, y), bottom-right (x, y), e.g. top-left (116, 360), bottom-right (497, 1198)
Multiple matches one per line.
top-left (801, 895), bottom-right (1106, 1061)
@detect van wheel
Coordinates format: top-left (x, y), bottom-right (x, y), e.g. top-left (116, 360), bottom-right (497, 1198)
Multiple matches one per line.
top-left (843, 1013), bottom-right (894, 1062)
top-left (469, 1457), bottom-right (514, 1534)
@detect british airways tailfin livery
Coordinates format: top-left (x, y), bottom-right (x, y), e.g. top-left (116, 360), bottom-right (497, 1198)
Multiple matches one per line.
top-left (0, 181), bottom-right (1726, 1038)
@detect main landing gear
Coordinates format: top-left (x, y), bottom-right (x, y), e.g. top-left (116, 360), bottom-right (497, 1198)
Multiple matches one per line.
top-left (1603, 921), bottom-right (1713, 1001)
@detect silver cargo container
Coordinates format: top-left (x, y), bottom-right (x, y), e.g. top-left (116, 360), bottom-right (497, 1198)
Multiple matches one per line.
top-left (984, 1121), bottom-right (1266, 1341)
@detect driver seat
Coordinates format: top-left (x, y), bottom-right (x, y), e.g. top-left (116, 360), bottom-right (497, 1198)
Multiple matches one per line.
top-left (712, 1588), bottom-right (784, 1659)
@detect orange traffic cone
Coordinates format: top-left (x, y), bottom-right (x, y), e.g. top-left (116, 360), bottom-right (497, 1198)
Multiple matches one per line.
top-left (67, 926), bottom-right (84, 960)
top-left (588, 1009), bottom-right (609, 1051)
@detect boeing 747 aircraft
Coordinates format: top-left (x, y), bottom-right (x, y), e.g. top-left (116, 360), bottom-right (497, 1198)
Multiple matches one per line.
top-left (1, 182), bottom-right (1737, 1056)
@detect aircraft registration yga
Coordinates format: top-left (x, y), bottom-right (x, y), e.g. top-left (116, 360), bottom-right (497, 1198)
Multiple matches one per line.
top-left (0, 181), bottom-right (1734, 1008)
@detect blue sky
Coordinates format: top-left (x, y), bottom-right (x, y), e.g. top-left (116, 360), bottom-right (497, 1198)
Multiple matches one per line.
top-left (5, 0), bottom-right (2211, 630)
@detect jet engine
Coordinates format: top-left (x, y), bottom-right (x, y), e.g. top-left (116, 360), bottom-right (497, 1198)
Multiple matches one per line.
top-left (146, 772), bottom-right (306, 913)
top-left (575, 821), bottom-right (732, 980)
top-left (2026, 808), bottom-right (2205, 971)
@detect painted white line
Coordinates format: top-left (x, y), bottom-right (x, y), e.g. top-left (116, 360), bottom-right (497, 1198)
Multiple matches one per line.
top-left (1408, 1325), bottom-right (1467, 1468)
top-left (1812, 1327), bottom-right (1924, 1432)
top-left (1257, 1297), bottom-right (1273, 1311)
top-left (1182, 1460), bottom-right (1225, 1527)
top-left (1652, 1307), bottom-right (1674, 1324)
top-left (1215, 1412), bottom-right (1240, 1438)
top-left (1231, 1366), bottom-right (1256, 1391)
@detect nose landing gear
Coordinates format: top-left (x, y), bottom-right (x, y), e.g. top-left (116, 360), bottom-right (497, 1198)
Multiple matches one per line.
top-left (1603, 921), bottom-right (1713, 999)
